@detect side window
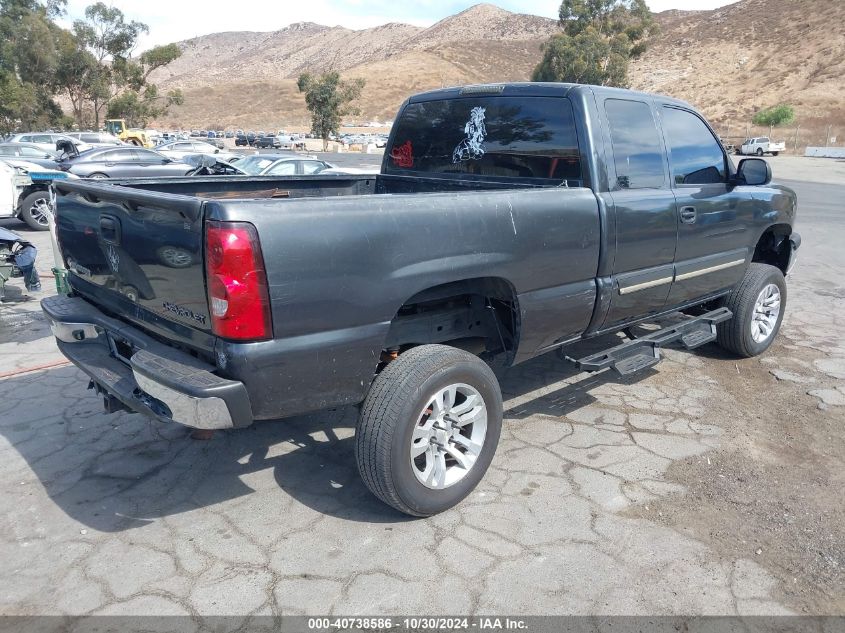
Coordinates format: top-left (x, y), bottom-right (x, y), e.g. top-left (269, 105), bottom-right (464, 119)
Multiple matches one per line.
top-left (760, 137), bottom-right (769, 143)
top-left (661, 107), bottom-right (726, 185)
top-left (81, 134), bottom-right (99, 143)
top-left (604, 99), bottom-right (665, 189)
top-left (19, 146), bottom-right (42, 157)
top-left (19, 135), bottom-right (31, 142)
top-left (267, 161), bottom-right (296, 175)
top-left (105, 149), bottom-right (135, 161)
top-left (301, 161), bottom-right (326, 175)
top-left (32, 135), bottom-right (51, 143)
top-left (0, 147), bottom-right (13, 155)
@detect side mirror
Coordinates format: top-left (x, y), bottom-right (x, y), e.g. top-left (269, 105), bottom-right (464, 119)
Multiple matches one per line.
top-left (735, 158), bottom-right (771, 186)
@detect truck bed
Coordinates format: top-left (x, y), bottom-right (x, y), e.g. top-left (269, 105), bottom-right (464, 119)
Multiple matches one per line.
top-left (53, 172), bottom-right (602, 419)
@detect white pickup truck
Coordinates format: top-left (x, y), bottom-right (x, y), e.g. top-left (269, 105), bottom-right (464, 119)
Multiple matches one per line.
top-left (0, 159), bottom-right (73, 230)
top-left (738, 136), bottom-right (786, 156)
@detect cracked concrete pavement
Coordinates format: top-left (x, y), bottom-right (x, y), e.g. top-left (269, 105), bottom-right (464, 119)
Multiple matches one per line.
top-left (0, 157), bottom-right (842, 618)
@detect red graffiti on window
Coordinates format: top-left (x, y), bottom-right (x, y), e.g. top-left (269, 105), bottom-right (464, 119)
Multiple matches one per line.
top-left (390, 140), bottom-right (414, 168)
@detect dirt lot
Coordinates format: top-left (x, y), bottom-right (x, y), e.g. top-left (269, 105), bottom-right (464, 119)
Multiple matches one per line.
top-left (0, 156), bottom-right (842, 618)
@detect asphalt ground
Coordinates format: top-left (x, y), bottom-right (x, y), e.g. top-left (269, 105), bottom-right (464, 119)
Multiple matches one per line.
top-left (0, 156), bottom-right (842, 620)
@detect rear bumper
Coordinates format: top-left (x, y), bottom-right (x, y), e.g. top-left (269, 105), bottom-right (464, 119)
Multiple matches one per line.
top-left (41, 294), bottom-right (253, 430)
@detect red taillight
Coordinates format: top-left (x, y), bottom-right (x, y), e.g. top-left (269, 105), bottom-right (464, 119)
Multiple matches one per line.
top-left (205, 221), bottom-right (272, 341)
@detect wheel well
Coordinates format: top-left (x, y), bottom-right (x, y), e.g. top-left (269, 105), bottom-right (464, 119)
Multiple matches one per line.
top-left (752, 224), bottom-right (792, 274)
top-left (383, 278), bottom-right (520, 364)
top-left (16, 185), bottom-right (47, 210)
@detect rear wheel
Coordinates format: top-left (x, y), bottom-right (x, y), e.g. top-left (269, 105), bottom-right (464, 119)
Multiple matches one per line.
top-left (772, 151), bottom-right (780, 156)
top-left (20, 191), bottom-right (52, 231)
top-left (356, 344), bottom-right (502, 516)
top-left (717, 263), bottom-right (786, 357)
top-left (88, 172), bottom-right (109, 179)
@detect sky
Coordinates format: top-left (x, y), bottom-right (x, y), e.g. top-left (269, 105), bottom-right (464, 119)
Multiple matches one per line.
top-left (57, 0), bottom-right (739, 52)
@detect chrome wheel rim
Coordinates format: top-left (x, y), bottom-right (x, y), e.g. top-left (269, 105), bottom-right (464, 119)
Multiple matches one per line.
top-left (29, 197), bottom-right (51, 226)
top-left (410, 383), bottom-right (487, 490)
top-left (751, 283), bottom-right (781, 343)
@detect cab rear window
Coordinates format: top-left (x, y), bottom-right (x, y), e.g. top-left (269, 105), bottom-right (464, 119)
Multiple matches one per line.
top-left (385, 96), bottom-right (582, 185)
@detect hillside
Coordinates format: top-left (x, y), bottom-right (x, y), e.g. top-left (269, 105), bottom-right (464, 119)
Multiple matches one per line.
top-left (151, 4), bottom-right (558, 128)
top-left (629, 0), bottom-right (845, 146)
top-left (152, 0), bottom-right (845, 146)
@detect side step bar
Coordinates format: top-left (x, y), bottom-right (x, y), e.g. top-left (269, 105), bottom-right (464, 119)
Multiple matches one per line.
top-left (574, 307), bottom-right (732, 376)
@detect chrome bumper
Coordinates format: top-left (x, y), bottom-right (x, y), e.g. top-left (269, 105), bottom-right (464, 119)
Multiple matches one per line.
top-left (42, 295), bottom-right (252, 430)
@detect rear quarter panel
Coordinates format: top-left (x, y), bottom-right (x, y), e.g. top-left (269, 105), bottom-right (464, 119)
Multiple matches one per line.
top-left (209, 187), bottom-right (601, 418)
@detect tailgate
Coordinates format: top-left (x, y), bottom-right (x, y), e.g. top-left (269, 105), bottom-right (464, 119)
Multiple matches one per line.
top-left (53, 179), bottom-right (213, 348)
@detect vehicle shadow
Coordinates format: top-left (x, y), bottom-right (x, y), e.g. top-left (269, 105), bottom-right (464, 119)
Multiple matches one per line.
top-left (1, 334), bottom-right (656, 530)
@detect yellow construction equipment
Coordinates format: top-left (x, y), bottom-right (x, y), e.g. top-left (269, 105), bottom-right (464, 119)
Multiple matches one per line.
top-left (104, 119), bottom-right (154, 148)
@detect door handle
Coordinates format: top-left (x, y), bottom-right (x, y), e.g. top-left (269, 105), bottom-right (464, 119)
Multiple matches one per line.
top-left (680, 206), bottom-right (697, 224)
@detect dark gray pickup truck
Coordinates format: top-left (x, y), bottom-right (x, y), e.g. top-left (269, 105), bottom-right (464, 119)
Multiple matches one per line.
top-left (43, 83), bottom-right (799, 516)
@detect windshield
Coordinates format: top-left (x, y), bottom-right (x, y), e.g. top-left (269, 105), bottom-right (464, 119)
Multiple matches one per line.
top-left (236, 155), bottom-right (279, 175)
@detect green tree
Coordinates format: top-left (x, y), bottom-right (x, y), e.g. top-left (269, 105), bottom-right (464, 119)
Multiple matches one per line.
top-left (72, 2), bottom-right (147, 128)
top-left (532, 0), bottom-right (655, 87)
top-left (106, 83), bottom-right (183, 127)
top-left (54, 27), bottom-right (101, 127)
top-left (0, 0), bottom-right (69, 132)
top-left (752, 104), bottom-right (795, 130)
top-left (105, 43), bottom-right (183, 126)
top-left (297, 71), bottom-right (365, 151)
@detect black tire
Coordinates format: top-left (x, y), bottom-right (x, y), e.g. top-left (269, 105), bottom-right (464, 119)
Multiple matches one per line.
top-left (20, 191), bottom-right (52, 231)
top-left (717, 263), bottom-right (786, 357)
top-left (756, 148), bottom-right (764, 156)
top-left (772, 151), bottom-right (779, 156)
top-left (356, 344), bottom-right (503, 517)
top-left (87, 172), bottom-right (109, 179)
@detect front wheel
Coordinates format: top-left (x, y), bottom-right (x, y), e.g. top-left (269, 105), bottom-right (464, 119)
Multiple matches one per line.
top-left (717, 263), bottom-right (786, 357)
top-left (20, 190), bottom-right (52, 230)
top-left (356, 344), bottom-right (503, 516)
top-left (756, 148), bottom-right (764, 156)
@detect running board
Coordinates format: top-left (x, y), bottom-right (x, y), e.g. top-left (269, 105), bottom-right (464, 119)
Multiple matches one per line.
top-left (575, 307), bottom-right (732, 376)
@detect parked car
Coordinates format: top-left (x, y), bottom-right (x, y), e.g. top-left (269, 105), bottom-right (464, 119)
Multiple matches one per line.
top-left (204, 132), bottom-right (225, 149)
top-left (234, 134), bottom-right (249, 147)
top-left (45, 82), bottom-right (799, 517)
top-left (156, 140), bottom-right (228, 160)
top-left (252, 135), bottom-right (278, 149)
top-left (234, 153), bottom-right (333, 175)
top-left (7, 133), bottom-right (91, 153)
top-left (274, 134), bottom-right (296, 149)
top-left (64, 132), bottom-right (124, 147)
top-left (0, 143), bottom-right (61, 169)
top-left (182, 154), bottom-right (247, 176)
top-left (57, 147), bottom-right (193, 179)
top-left (0, 158), bottom-right (75, 230)
top-left (738, 137), bottom-right (785, 156)
top-left (225, 131), bottom-right (234, 138)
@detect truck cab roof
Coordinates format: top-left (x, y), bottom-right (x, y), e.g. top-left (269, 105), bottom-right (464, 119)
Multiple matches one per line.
top-left (408, 82), bottom-right (694, 110)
